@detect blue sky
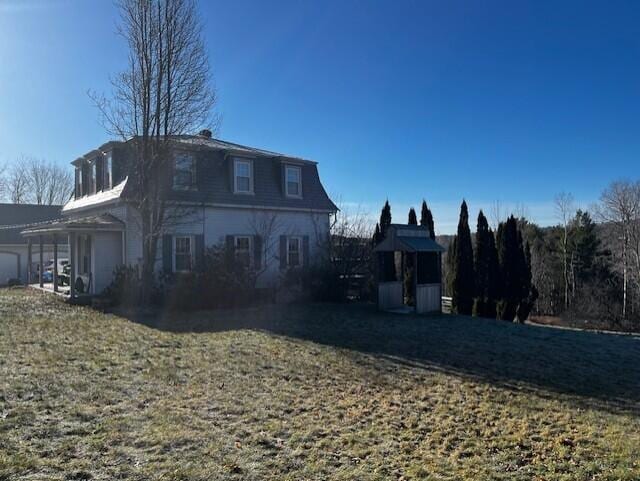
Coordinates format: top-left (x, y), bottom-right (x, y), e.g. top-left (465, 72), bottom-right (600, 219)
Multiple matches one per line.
top-left (1, 0), bottom-right (639, 233)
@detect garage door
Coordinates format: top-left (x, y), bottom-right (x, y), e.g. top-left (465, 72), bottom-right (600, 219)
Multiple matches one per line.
top-left (0, 252), bottom-right (19, 286)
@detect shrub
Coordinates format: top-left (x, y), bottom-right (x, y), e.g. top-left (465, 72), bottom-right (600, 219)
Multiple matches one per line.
top-left (103, 265), bottom-right (143, 307)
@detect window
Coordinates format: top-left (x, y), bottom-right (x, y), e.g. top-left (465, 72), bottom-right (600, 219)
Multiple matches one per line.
top-left (90, 162), bottom-right (97, 194)
top-left (285, 165), bottom-right (302, 197)
top-left (104, 153), bottom-right (113, 190)
top-left (76, 167), bottom-right (83, 197)
top-left (287, 237), bottom-right (301, 267)
top-left (234, 236), bottom-right (252, 268)
top-left (234, 159), bottom-right (252, 193)
top-left (174, 236), bottom-right (193, 272)
top-left (173, 153), bottom-right (195, 190)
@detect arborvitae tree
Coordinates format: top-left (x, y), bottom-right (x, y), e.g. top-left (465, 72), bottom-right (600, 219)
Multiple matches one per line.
top-left (372, 222), bottom-right (381, 246)
top-left (486, 227), bottom-right (501, 318)
top-left (408, 208), bottom-right (418, 225)
top-left (377, 201), bottom-right (396, 280)
top-left (496, 216), bottom-right (520, 320)
top-left (380, 200), bottom-right (392, 239)
top-left (451, 200), bottom-right (475, 315)
top-left (420, 200), bottom-right (436, 240)
top-left (473, 210), bottom-right (495, 317)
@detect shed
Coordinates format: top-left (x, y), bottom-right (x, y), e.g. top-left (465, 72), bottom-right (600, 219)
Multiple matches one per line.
top-left (373, 224), bottom-right (444, 313)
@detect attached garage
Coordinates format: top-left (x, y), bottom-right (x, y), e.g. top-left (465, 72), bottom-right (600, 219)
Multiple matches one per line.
top-left (0, 251), bottom-right (20, 285)
top-left (0, 204), bottom-right (66, 285)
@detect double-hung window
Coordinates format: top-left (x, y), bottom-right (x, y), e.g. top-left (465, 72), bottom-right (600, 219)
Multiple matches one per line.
top-left (234, 159), bottom-right (252, 194)
top-left (173, 153), bottom-right (195, 190)
top-left (234, 236), bottom-right (252, 268)
top-left (90, 161), bottom-right (97, 194)
top-left (104, 153), bottom-right (113, 190)
top-left (287, 237), bottom-right (301, 267)
top-left (76, 167), bottom-right (83, 197)
top-left (285, 165), bottom-right (302, 197)
top-left (174, 236), bottom-right (193, 272)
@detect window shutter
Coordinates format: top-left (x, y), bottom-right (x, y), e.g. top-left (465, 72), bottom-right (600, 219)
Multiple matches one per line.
top-left (229, 158), bottom-right (235, 193)
top-left (303, 235), bottom-right (310, 267)
top-left (163, 235), bottom-right (173, 273)
top-left (254, 235), bottom-right (262, 270)
top-left (281, 163), bottom-right (286, 195)
top-left (279, 235), bottom-right (287, 270)
top-left (225, 235), bottom-right (234, 267)
top-left (195, 234), bottom-right (204, 269)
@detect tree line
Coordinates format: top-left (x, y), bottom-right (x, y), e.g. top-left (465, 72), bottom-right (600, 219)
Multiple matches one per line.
top-left (0, 156), bottom-right (73, 205)
top-left (364, 178), bottom-right (640, 330)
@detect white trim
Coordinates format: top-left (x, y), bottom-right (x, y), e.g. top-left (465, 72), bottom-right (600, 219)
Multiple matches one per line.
top-left (233, 158), bottom-right (254, 194)
top-left (285, 164), bottom-right (303, 198)
top-left (172, 235), bottom-right (195, 273)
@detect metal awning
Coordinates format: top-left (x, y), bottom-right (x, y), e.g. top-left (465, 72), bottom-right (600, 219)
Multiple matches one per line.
top-left (21, 213), bottom-right (125, 237)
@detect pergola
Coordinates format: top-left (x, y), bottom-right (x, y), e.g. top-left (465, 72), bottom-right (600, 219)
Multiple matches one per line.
top-left (373, 224), bottom-right (444, 313)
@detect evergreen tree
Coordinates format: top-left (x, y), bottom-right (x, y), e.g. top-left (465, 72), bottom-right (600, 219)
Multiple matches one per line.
top-left (408, 208), bottom-right (417, 225)
top-left (380, 200), bottom-right (392, 239)
top-left (486, 227), bottom-right (501, 318)
top-left (378, 201), bottom-right (395, 280)
top-left (496, 216), bottom-right (520, 320)
top-left (473, 210), bottom-right (498, 317)
top-left (372, 222), bottom-right (381, 246)
top-left (451, 200), bottom-right (475, 315)
top-left (420, 200), bottom-right (436, 240)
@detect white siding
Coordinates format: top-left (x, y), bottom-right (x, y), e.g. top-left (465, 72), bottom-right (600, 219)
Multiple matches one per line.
top-left (92, 231), bottom-right (123, 293)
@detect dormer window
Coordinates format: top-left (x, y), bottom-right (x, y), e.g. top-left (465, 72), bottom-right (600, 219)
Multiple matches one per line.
top-left (173, 153), bottom-right (195, 190)
top-left (75, 167), bottom-right (83, 197)
top-left (104, 153), bottom-right (113, 190)
top-left (90, 161), bottom-right (97, 194)
top-left (234, 158), bottom-right (253, 194)
top-left (285, 165), bottom-right (302, 198)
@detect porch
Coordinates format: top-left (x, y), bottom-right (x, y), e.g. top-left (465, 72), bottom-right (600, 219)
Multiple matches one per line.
top-left (22, 214), bottom-right (125, 299)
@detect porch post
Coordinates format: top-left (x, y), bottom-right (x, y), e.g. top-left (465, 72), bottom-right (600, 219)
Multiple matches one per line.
top-left (53, 234), bottom-right (58, 292)
top-left (27, 238), bottom-right (32, 285)
top-left (69, 233), bottom-right (76, 299)
top-left (39, 235), bottom-right (44, 288)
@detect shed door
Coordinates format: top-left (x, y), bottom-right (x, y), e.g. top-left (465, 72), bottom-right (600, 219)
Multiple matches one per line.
top-left (0, 252), bottom-right (19, 285)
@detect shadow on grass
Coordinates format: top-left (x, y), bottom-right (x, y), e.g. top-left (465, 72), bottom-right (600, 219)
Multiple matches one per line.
top-left (117, 302), bottom-right (640, 414)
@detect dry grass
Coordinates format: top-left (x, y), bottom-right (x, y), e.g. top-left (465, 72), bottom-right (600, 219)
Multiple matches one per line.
top-left (1, 287), bottom-right (639, 480)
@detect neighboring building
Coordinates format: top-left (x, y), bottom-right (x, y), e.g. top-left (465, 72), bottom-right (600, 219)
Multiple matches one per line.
top-left (0, 204), bottom-right (67, 285)
top-left (22, 132), bottom-right (337, 296)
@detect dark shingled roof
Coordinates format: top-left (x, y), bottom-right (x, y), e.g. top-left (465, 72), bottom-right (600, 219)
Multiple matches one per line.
top-left (0, 204), bottom-right (63, 244)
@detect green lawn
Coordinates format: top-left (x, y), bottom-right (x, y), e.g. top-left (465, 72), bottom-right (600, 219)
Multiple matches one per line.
top-left (1, 288), bottom-right (639, 480)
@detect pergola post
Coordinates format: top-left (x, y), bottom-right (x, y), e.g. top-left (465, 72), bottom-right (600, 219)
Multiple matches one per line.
top-left (69, 233), bottom-right (76, 299)
top-left (27, 238), bottom-right (32, 285)
top-left (53, 234), bottom-right (58, 293)
top-left (39, 235), bottom-right (44, 288)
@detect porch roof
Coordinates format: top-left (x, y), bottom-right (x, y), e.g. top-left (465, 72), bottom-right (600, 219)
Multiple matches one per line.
top-left (21, 214), bottom-right (125, 237)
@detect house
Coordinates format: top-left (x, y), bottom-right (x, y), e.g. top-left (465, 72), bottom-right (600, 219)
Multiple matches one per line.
top-left (22, 131), bottom-right (337, 297)
top-left (0, 204), bottom-right (68, 285)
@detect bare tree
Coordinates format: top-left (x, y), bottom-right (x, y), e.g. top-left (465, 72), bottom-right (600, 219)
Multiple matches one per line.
top-left (45, 164), bottom-right (74, 205)
top-left (27, 158), bottom-right (52, 205)
top-left (596, 180), bottom-right (640, 319)
top-left (0, 162), bottom-right (6, 201)
top-left (554, 192), bottom-right (574, 310)
top-left (490, 200), bottom-right (503, 230)
top-left (7, 159), bottom-right (31, 204)
top-left (91, 0), bottom-right (217, 301)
